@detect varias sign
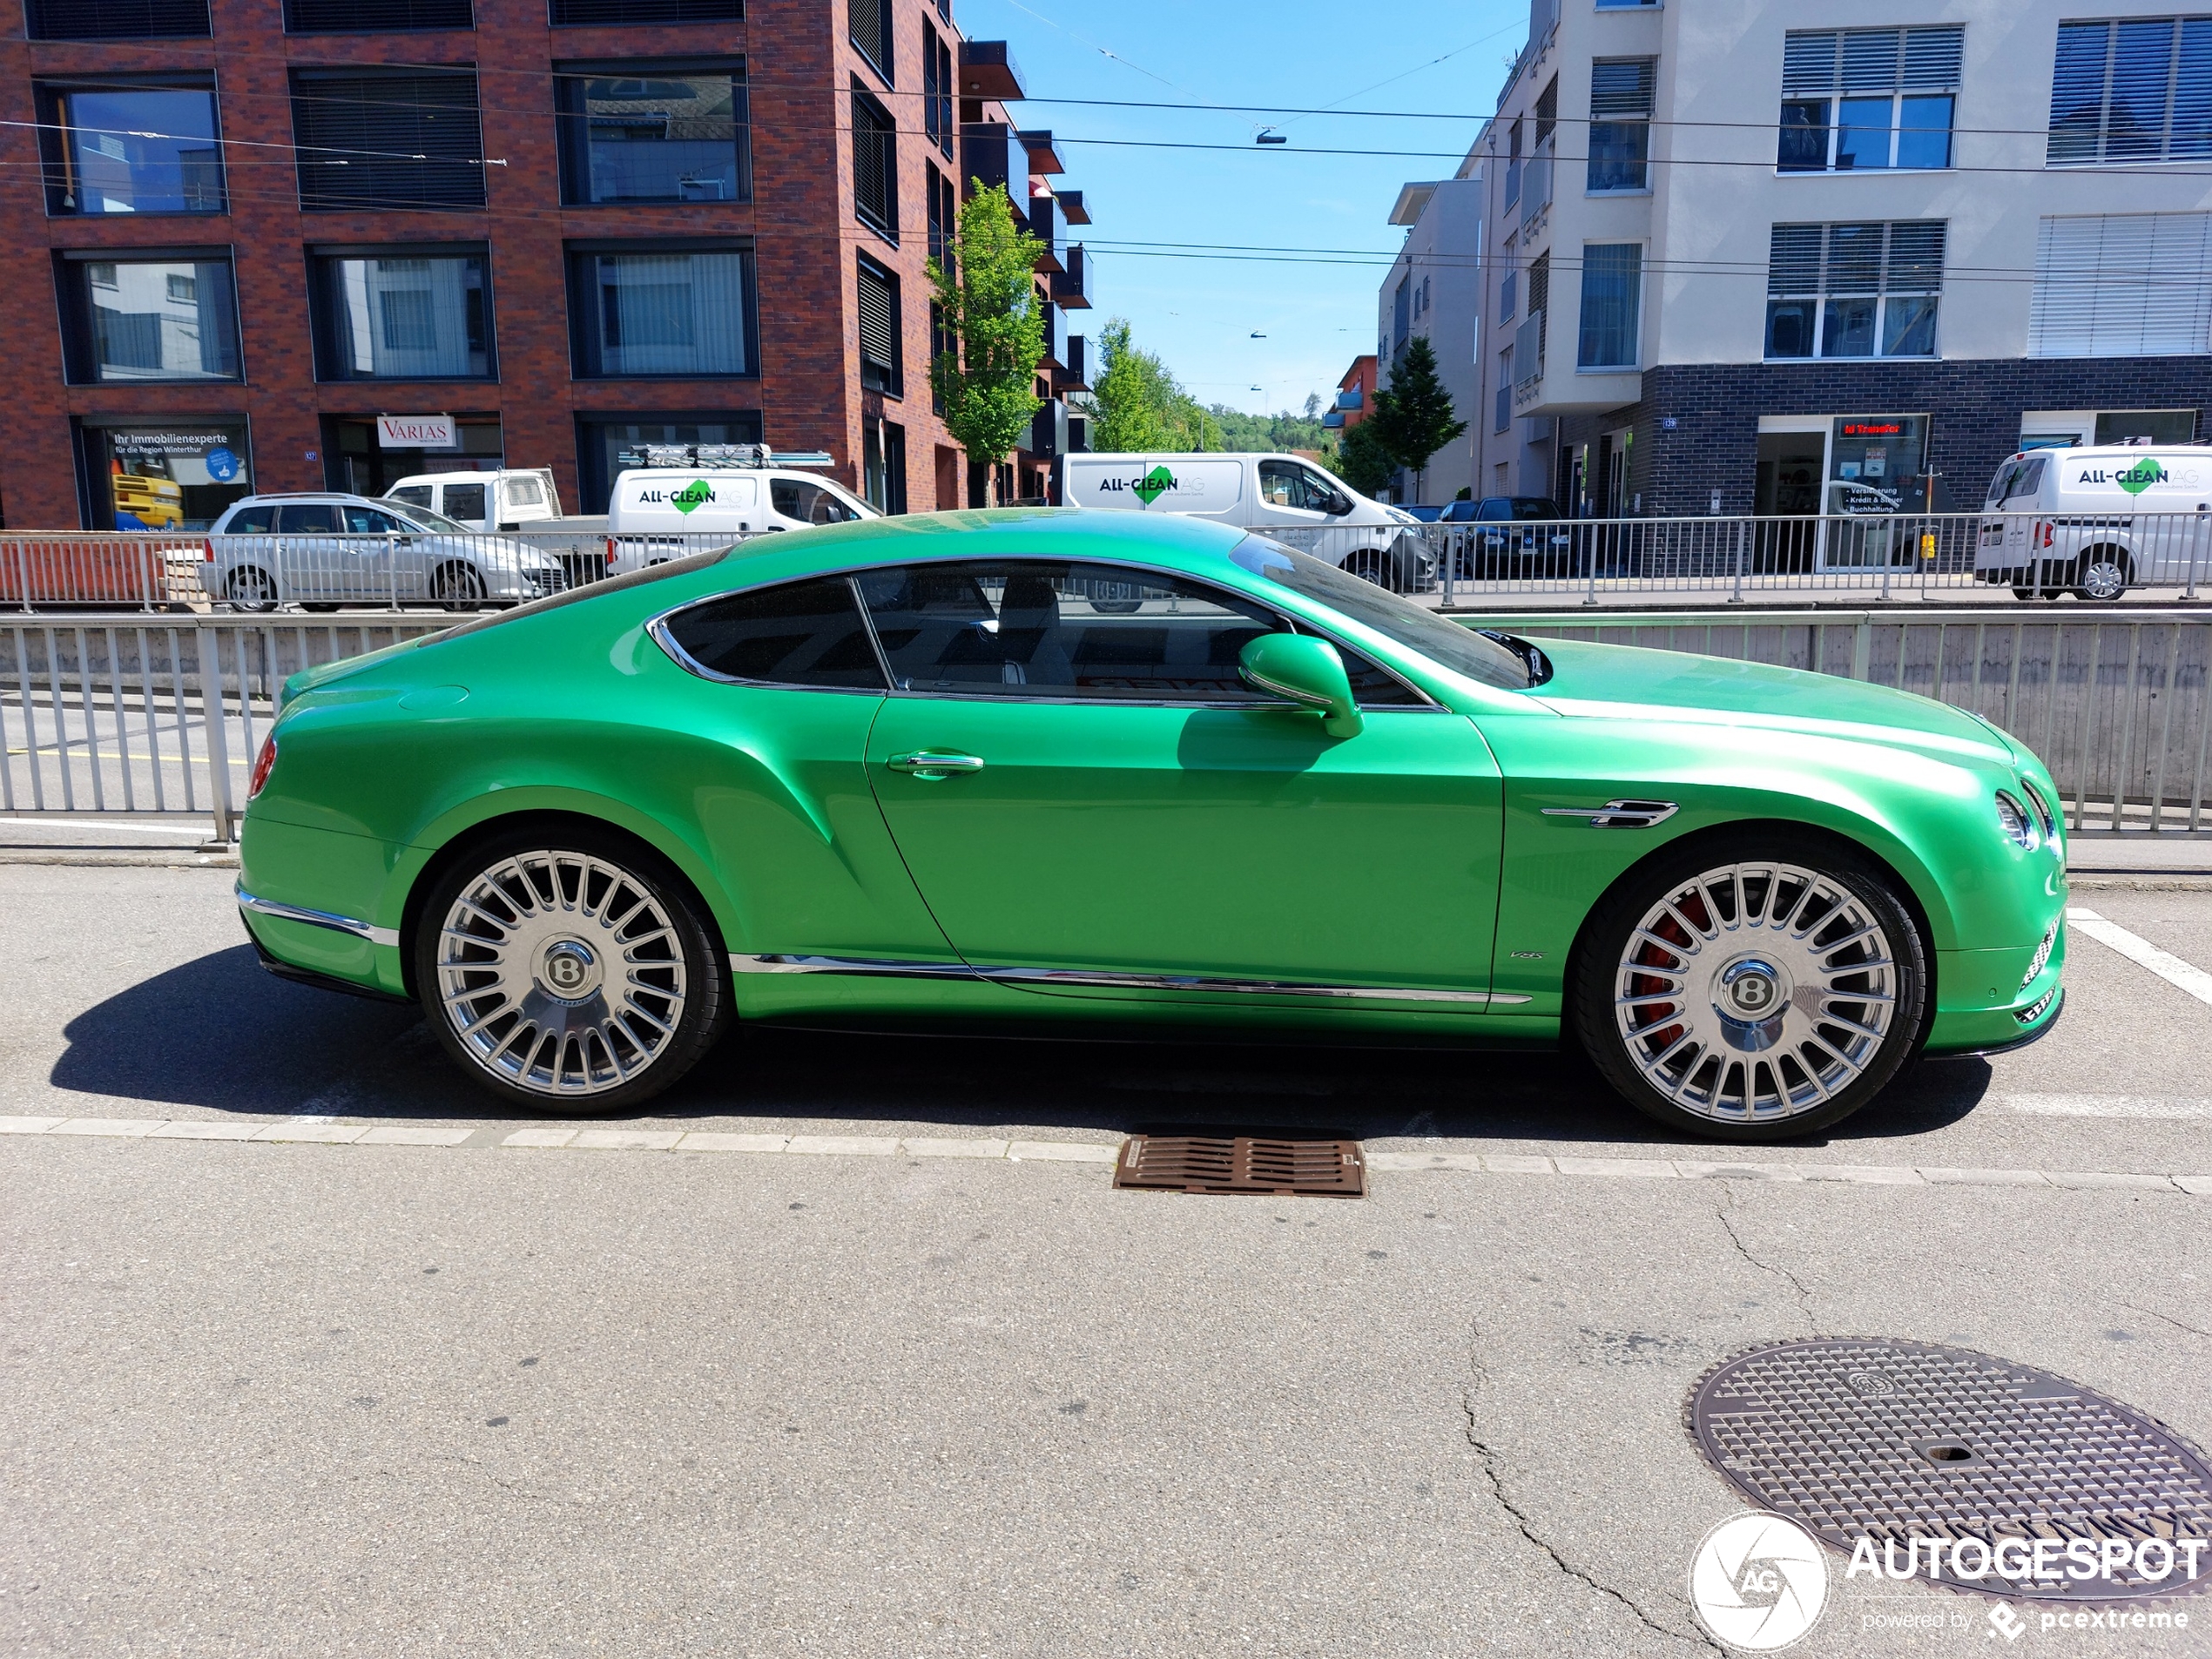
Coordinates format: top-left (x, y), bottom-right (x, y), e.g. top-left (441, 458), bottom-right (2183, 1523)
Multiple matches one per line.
top-left (376, 414), bottom-right (458, 449)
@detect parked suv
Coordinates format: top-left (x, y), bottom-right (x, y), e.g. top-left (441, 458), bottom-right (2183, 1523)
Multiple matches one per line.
top-left (206, 494), bottom-right (567, 611)
top-left (1445, 496), bottom-right (1575, 578)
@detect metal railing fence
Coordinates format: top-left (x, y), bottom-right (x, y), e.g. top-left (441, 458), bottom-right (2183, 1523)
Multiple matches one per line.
top-left (6, 609), bottom-right (2212, 840)
top-left (1414, 509), bottom-right (2212, 604)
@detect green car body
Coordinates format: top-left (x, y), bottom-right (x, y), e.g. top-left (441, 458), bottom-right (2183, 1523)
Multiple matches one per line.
top-left (238, 509), bottom-right (2067, 1131)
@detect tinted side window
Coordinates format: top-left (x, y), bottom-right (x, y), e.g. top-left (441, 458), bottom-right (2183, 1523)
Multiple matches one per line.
top-left (278, 503), bottom-right (340, 533)
top-left (341, 505), bottom-right (402, 534)
top-left (388, 486), bottom-right (433, 509)
top-left (225, 503), bottom-right (275, 533)
top-left (659, 577), bottom-right (885, 691)
top-left (853, 559), bottom-right (1422, 706)
top-left (443, 482), bottom-right (488, 521)
top-left (770, 478), bottom-right (860, 524)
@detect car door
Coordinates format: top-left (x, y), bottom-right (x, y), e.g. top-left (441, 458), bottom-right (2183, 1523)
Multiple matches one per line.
top-left (339, 503), bottom-right (421, 601)
top-left (859, 556), bottom-right (1506, 1007)
top-left (273, 503), bottom-right (343, 599)
top-left (1254, 459), bottom-right (1335, 554)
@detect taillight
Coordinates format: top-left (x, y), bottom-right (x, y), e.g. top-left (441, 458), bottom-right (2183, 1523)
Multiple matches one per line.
top-left (2039, 521), bottom-right (2054, 548)
top-left (247, 734), bottom-right (278, 801)
top-left (202, 542), bottom-right (215, 562)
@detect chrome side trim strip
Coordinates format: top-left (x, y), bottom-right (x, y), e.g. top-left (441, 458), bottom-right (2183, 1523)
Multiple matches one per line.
top-left (236, 886), bottom-right (401, 949)
top-left (733, 954), bottom-right (981, 979)
top-left (731, 953), bottom-right (1530, 1004)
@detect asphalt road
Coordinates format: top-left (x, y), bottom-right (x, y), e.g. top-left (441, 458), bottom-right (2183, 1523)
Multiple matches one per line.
top-left (4, 864), bottom-right (2211, 1657)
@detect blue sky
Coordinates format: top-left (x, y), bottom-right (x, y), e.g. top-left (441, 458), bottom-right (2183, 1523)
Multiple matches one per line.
top-left (956, 0), bottom-right (1526, 417)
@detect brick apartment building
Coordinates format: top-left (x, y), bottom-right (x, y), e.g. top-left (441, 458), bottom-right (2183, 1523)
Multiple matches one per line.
top-left (0, 0), bottom-right (1093, 530)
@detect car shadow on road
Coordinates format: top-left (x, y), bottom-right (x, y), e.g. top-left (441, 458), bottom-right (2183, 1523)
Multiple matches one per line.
top-left (51, 945), bottom-right (1993, 1149)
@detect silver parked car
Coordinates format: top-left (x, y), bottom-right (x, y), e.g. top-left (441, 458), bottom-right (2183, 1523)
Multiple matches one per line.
top-left (206, 493), bottom-right (567, 611)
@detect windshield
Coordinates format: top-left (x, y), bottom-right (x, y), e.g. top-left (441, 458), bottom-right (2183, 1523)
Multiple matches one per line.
top-left (389, 502), bottom-right (473, 535)
top-left (1230, 536), bottom-right (1532, 689)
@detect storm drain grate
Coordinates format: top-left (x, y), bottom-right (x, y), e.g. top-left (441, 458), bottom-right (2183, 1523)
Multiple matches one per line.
top-left (1113, 1135), bottom-right (1366, 1197)
top-left (1687, 1338), bottom-right (2212, 1603)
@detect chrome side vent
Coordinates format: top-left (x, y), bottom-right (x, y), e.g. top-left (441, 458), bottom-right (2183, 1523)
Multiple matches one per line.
top-left (1539, 799), bottom-right (1680, 830)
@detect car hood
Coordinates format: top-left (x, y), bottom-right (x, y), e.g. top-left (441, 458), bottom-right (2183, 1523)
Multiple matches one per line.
top-left (1525, 637), bottom-right (2017, 767)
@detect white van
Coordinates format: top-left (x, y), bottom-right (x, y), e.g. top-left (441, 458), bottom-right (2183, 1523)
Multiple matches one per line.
top-left (605, 468), bottom-right (879, 570)
top-left (1975, 443), bottom-right (2212, 601)
top-left (386, 469), bottom-right (563, 531)
top-left (1062, 452), bottom-right (1431, 590)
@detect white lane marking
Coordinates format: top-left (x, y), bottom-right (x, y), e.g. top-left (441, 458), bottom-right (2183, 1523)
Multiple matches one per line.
top-left (2067, 907), bottom-right (2212, 1007)
top-left (2006, 1094), bottom-right (2212, 1120)
top-left (0, 818), bottom-right (213, 837)
top-left (6, 1112), bottom-right (2202, 1192)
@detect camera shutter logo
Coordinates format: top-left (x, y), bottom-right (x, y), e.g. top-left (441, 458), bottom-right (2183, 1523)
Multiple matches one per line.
top-left (1689, 1512), bottom-right (1829, 1650)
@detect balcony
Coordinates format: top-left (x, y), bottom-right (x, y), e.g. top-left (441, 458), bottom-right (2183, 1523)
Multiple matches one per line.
top-left (1053, 333), bottom-right (1088, 394)
top-left (958, 40), bottom-right (1025, 101)
top-left (1028, 396), bottom-right (1067, 459)
top-left (1051, 244), bottom-right (1091, 309)
top-left (1520, 139), bottom-right (1553, 231)
top-left (1016, 130), bottom-right (1064, 174)
top-left (1039, 300), bottom-right (1065, 371)
top-left (1028, 192), bottom-right (1062, 274)
top-left (1321, 408), bottom-right (1345, 429)
top-left (1335, 387), bottom-right (1363, 412)
top-left (960, 123), bottom-right (1030, 224)
top-left (1055, 188), bottom-right (1090, 226)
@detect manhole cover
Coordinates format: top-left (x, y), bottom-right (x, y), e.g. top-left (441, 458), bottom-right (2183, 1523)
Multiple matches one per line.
top-left (1687, 1339), bottom-right (2212, 1603)
top-left (1113, 1135), bottom-right (1365, 1197)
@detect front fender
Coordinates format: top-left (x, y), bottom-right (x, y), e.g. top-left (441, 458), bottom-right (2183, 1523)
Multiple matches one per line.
top-left (1479, 710), bottom-right (2066, 1017)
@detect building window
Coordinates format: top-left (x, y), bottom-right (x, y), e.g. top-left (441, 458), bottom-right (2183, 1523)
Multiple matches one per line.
top-left (1765, 220), bottom-right (1945, 360)
top-left (864, 419), bottom-right (907, 512)
top-left (1588, 58), bottom-right (1655, 191)
top-left (57, 252), bottom-right (240, 383)
top-left (923, 22), bottom-right (954, 158)
top-left (292, 69), bottom-right (487, 211)
top-left (2028, 212), bottom-right (2212, 354)
top-left (2049, 17), bottom-right (2212, 165)
top-left (1576, 244), bottom-right (1642, 368)
top-left (1779, 28), bottom-right (1961, 172)
top-left (79, 421), bottom-right (252, 530)
top-left (927, 164), bottom-right (956, 266)
top-left (556, 66), bottom-right (749, 204)
top-left (568, 246), bottom-right (755, 377)
top-left (1494, 347), bottom-right (1513, 432)
top-left (1504, 117), bottom-right (1523, 209)
top-left (286, 0), bottom-right (469, 32)
top-left (26, 0), bottom-right (206, 39)
top-left (1499, 262), bottom-right (1517, 323)
top-left (858, 255), bottom-right (902, 395)
top-left (37, 81), bottom-right (224, 215)
top-left (1527, 251), bottom-right (1549, 357)
top-left (850, 0), bottom-right (894, 82)
top-left (550, 0), bottom-right (737, 23)
top-left (1392, 274), bottom-right (1410, 356)
top-left (853, 84), bottom-right (898, 240)
top-left (311, 249), bottom-right (493, 380)
top-left (1595, 0), bottom-right (1656, 8)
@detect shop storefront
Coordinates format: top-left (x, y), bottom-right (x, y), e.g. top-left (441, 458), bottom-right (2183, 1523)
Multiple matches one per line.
top-left (320, 413), bottom-right (504, 496)
top-left (72, 418), bottom-right (253, 530)
top-left (1750, 414), bottom-right (1940, 570)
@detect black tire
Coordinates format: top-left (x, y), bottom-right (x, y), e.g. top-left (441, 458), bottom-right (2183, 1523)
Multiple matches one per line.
top-left (1568, 833), bottom-right (1928, 1142)
top-left (431, 562), bottom-right (486, 609)
top-left (226, 567), bottom-right (277, 613)
top-left (1346, 549), bottom-right (1387, 587)
top-left (413, 824), bottom-right (731, 1116)
top-left (301, 602), bottom-right (341, 613)
top-left (2010, 585), bottom-right (2036, 603)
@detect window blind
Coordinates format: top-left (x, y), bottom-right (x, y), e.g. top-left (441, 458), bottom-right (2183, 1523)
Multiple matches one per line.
top-left (549, 0), bottom-right (738, 24)
top-left (1590, 58), bottom-right (1655, 117)
top-left (1768, 221), bottom-right (1946, 296)
top-left (287, 0), bottom-right (469, 30)
top-left (2028, 212), bottom-right (2212, 355)
top-left (857, 258), bottom-right (900, 391)
top-left (292, 70), bottom-right (487, 210)
top-left (26, 0), bottom-right (207, 38)
top-left (1784, 27), bottom-right (1963, 95)
top-left (2048, 17), bottom-right (2212, 164)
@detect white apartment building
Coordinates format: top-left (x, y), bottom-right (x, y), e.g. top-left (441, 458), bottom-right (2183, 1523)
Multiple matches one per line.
top-left (1370, 170), bottom-right (1485, 503)
top-left (1464, 0), bottom-right (2212, 517)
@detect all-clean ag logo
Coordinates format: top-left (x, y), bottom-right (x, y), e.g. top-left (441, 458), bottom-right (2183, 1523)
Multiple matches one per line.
top-left (1689, 1512), bottom-right (1831, 1650)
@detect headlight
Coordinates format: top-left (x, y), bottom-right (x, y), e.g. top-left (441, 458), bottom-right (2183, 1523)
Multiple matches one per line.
top-left (1994, 790), bottom-right (2038, 851)
top-left (2019, 775), bottom-right (2060, 840)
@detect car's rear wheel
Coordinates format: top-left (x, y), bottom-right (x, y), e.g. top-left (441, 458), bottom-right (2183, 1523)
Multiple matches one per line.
top-left (2074, 548), bottom-right (2131, 603)
top-left (226, 567), bottom-right (277, 613)
top-left (1569, 838), bottom-right (1926, 1141)
top-left (432, 562), bottom-right (486, 609)
top-left (415, 829), bottom-right (730, 1115)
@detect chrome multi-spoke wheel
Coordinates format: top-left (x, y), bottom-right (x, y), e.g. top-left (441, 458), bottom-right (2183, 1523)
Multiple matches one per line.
top-left (421, 838), bottom-right (726, 1110)
top-left (1574, 844), bottom-right (1925, 1140)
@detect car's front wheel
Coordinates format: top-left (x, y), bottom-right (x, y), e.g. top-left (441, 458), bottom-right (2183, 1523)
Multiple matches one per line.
top-left (431, 562), bottom-right (486, 609)
top-left (415, 829), bottom-right (730, 1114)
top-left (1569, 838), bottom-right (1926, 1141)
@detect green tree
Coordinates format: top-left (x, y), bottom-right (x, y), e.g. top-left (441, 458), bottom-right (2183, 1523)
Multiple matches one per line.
top-left (927, 183), bottom-right (1047, 504)
top-left (1204, 403), bottom-right (1336, 454)
top-left (1333, 419), bottom-right (1396, 498)
top-left (1088, 318), bottom-right (1220, 453)
top-left (1369, 336), bottom-right (1467, 497)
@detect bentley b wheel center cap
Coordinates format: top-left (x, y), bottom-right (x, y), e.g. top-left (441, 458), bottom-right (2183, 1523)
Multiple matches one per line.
top-left (1713, 956), bottom-right (1790, 1049)
top-left (537, 938), bottom-right (602, 1001)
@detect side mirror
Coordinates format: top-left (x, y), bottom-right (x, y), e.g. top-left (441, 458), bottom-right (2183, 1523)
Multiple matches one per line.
top-left (1238, 633), bottom-right (1363, 738)
top-left (1325, 491), bottom-right (1354, 516)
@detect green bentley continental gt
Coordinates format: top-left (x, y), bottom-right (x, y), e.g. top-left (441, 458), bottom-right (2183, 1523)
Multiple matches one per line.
top-left (236, 509), bottom-right (2067, 1141)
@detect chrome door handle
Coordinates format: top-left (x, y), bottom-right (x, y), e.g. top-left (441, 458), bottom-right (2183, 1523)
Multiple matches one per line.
top-left (888, 751), bottom-right (986, 779)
